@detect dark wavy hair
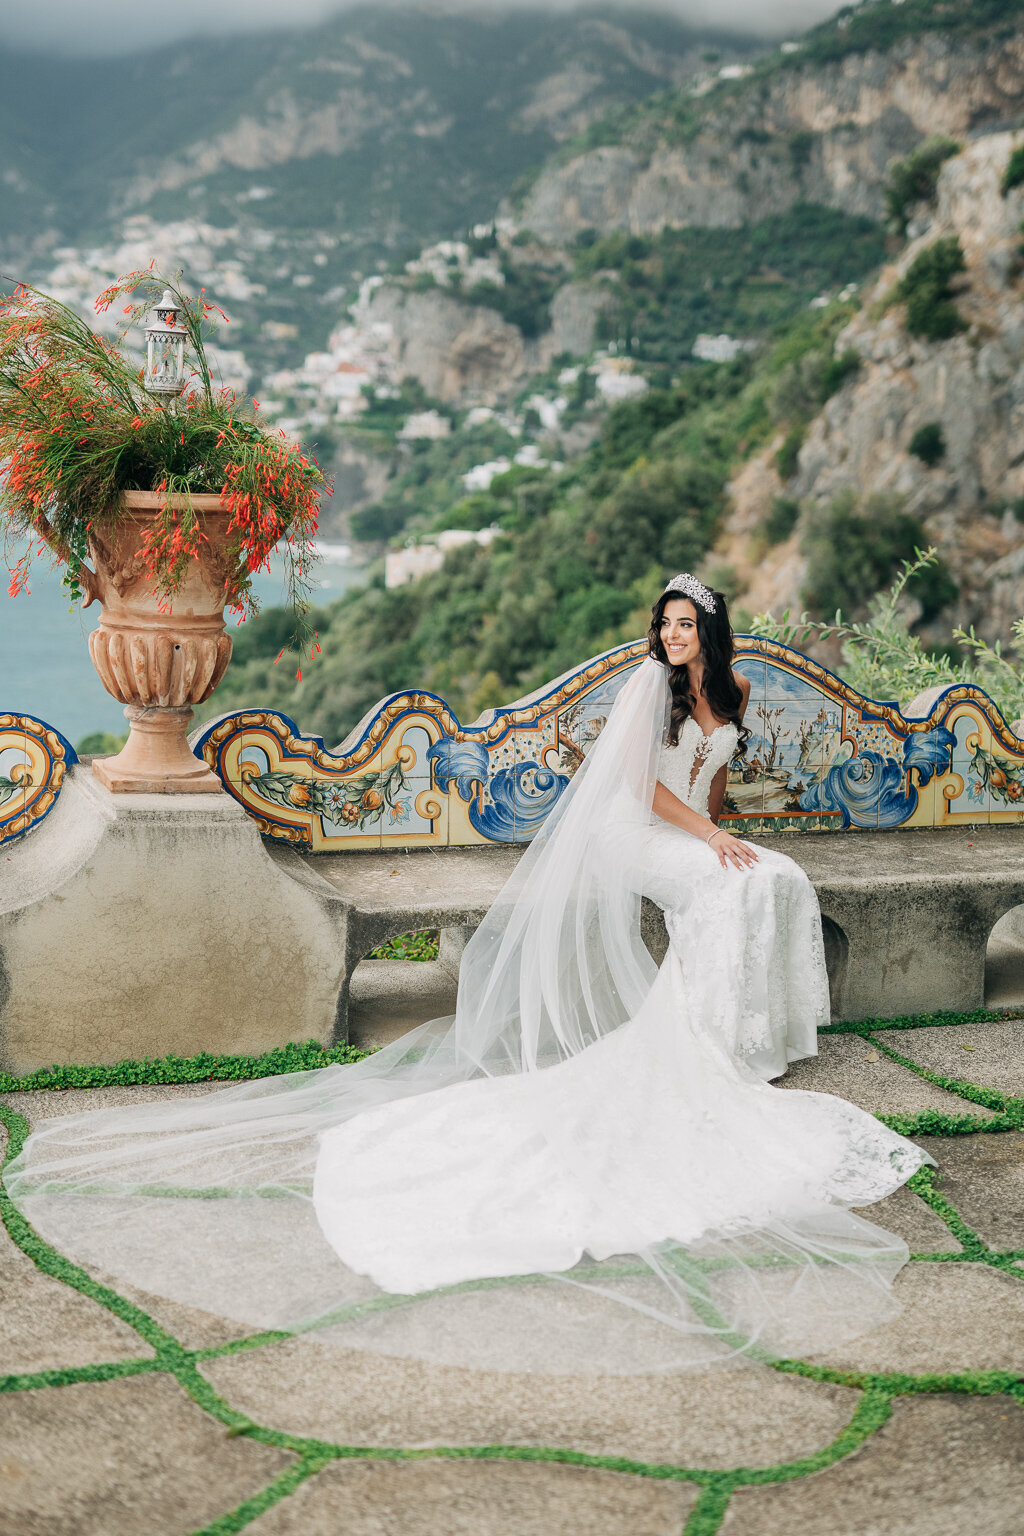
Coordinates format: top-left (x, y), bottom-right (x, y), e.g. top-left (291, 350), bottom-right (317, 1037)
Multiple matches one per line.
top-left (647, 585), bottom-right (750, 755)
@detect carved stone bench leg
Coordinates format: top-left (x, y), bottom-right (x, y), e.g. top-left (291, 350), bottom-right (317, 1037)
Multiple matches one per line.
top-left (438, 925), bottom-right (475, 978)
top-left (820, 888), bottom-right (1006, 1022)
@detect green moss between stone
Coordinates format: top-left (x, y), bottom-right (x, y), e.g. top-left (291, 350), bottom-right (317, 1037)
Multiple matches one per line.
top-left (0, 1038), bottom-right (369, 1096)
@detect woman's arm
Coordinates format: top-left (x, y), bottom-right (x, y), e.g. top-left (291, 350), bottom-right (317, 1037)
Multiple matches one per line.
top-left (652, 779), bottom-right (758, 869)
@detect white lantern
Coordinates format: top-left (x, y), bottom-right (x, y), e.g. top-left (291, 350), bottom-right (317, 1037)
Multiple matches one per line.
top-left (144, 289), bottom-right (188, 396)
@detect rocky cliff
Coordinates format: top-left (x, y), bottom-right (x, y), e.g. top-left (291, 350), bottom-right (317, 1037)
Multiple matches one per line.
top-left (515, 30), bottom-right (1024, 243)
top-left (356, 279), bottom-right (611, 404)
top-left (721, 130), bottom-right (1024, 640)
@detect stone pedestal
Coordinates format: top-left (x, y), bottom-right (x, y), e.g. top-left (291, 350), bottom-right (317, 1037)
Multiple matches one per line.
top-left (0, 768), bottom-right (348, 1075)
top-left (92, 705), bottom-right (222, 794)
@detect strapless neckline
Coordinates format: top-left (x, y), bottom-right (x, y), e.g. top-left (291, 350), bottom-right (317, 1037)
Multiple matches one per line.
top-left (682, 716), bottom-right (733, 745)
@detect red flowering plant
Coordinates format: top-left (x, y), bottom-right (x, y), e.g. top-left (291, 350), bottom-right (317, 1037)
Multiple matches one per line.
top-left (0, 267), bottom-right (327, 665)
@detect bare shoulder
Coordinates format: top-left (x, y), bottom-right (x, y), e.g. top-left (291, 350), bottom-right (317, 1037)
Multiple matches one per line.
top-left (733, 668), bottom-right (752, 714)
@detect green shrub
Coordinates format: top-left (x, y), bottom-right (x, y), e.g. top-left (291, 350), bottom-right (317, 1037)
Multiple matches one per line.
top-left (775, 424), bottom-right (804, 480)
top-left (597, 387), bottom-right (693, 469)
top-left (800, 490), bottom-right (948, 619)
top-left (467, 260), bottom-right (560, 338)
top-left (788, 131), bottom-right (816, 171)
top-left (75, 730), bottom-right (128, 757)
top-left (763, 496), bottom-right (801, 545)
top-left (1001, 144), bottom-right (1024, 195)
top-left (571, 205), bottom-right (885, 368)
top-left (909, 421), bottom-right (946, 465)
top-left (823, 348), bottom-right (862, 396)
top-left (368, 931), bottom-right (439, 961)
top-left (884, 136), bottom-right (961, 233)
top-left (896, 237), bottom-right (967, 341)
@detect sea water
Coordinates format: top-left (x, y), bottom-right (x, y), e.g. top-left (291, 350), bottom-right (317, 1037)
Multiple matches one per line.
top-left (0, 543), bottom-right (361, 747)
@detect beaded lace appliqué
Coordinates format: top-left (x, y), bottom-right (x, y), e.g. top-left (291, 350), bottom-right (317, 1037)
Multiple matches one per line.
top-left (659, 717), bottom-right (739, 818)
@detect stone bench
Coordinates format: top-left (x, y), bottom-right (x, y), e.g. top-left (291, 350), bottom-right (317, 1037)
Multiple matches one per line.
top-left (279, 824), bottom-right (1024, 1038)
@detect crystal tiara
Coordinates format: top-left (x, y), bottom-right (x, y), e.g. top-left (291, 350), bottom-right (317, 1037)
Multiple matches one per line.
top-left (664, 573), bottom-right (716, 614)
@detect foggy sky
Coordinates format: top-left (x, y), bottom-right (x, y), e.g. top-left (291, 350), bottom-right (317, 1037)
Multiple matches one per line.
top-left (0, 0), bottom-right (843, 58)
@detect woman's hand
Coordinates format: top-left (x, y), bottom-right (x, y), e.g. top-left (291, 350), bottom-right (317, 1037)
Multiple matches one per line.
top-left (707, 827), bottom-right (759, 870)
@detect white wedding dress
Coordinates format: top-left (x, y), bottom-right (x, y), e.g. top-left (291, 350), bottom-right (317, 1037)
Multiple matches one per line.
top-left (7, 660), bottom-right (929, 1375)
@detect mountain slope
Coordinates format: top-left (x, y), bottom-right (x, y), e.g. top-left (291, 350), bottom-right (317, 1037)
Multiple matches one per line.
top-left (514, 4), bottom-right (1024, 242)
top-left (722, 129), bottom-right (1024, 645)
top-left (0, 6), bottom-right (759, 373)
top-left (204, 13), bottom-right (1024, 735)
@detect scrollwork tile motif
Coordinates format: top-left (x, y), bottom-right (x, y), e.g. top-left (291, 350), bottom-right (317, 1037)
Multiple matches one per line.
top-left (0, 715), bottom-right (76, 847)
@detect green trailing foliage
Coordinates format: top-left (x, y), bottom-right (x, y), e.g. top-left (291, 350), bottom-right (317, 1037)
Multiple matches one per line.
top-left (884, 135), bottom-right (961, 234)
top-left (894, 236), bottom-right (967, 341)
top-left (0, 1038), bottom-right (367, 1096)
top-left (823, 1004), bottom-right (1021, 1036)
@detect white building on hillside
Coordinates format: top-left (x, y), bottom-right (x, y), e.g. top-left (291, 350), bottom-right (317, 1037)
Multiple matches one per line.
top-left (386, 527), bottom-right (501, 588)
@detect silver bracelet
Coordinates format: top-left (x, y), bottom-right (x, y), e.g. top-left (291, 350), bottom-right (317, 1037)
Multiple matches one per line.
top-left (705, 827), bottom-right (724, 845)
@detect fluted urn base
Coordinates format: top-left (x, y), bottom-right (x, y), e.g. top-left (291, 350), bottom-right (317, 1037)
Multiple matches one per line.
top-left (93, 705), bottom-right (222, 795)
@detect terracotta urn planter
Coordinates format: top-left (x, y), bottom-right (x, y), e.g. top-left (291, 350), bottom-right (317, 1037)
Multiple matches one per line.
top-left (79, 490), bottom-right (234, 794)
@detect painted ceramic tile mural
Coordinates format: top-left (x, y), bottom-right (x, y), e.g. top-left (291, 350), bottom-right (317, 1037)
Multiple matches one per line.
top-left (0, 714), bottom-right (76, 847)
top-left (191, 637), bottom-right (1024, 851)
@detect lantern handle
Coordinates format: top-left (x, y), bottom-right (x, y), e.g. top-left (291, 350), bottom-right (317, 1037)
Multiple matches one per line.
top-left (33, 512), bottom-right (100, 607)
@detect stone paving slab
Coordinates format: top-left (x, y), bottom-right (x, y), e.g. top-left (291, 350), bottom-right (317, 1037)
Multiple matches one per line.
top-left (245, 1457), bottom-right (698, 1536)
top-left (0, 1372), bottom-right (291, 1536)
top-left (720, 1395), bottom-right (1024, 1535)
top-left (915, 1132), bottom-right (1024, 1250)
top-left (0, 1122), bottom-right (153, 1377)
top-left (809, 1263), bottom-right (1024, 1374)
top-left (96, 1275), bottom-right (258, 1353)
top-left (0, 1221), bottom-right (154, 1378)
top-left (202, 1344), bottom-right (859, 1470)
top-left (779, 1035), bottom-right (994, 1117)
top-left (874, 1020), bottom-right (1024, 1097)
top-left (854, 1184), bottom-right (962, 1253)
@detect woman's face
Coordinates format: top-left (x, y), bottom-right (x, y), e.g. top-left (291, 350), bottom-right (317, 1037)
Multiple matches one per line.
top-left (660, 597), bottom-right (701, 668)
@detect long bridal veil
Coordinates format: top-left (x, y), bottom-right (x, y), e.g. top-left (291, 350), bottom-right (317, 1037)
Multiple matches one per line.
top-left (5, 658), bottom-right (923, 1374)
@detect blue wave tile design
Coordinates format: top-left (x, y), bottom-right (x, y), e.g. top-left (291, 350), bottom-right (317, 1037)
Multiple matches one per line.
top-left (800, 725), bottom-right (957, 828)
top-left (428, 735), bottom-right (489, 802)
top-left (470, 761), bottom-right (569, 842)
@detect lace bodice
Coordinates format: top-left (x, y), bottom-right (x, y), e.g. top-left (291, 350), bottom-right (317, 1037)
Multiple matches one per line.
top-left (659, 716), bottom-right (739, 817)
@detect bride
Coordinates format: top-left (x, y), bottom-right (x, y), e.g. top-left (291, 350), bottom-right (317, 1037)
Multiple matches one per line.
top-left (7, 574), bottom-right (928, 1375)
